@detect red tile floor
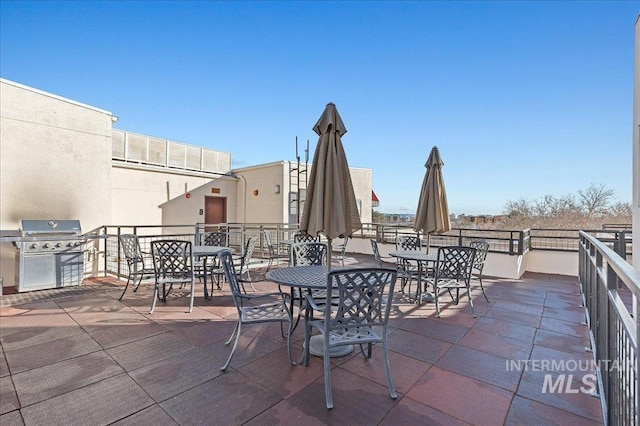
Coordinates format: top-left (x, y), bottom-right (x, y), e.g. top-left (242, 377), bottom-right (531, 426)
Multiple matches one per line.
top-left (0, 254), bottom-right (604, 425)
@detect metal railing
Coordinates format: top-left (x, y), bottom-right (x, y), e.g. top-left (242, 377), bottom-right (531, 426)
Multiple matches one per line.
top-left (372, 224), bottom-right (528, 255)
top-left (531, 228), bottom-right (632, 258)
top-left (579, 231), bottom-right (638, 425)
top-left (83, 223), bottom-right (634, 280)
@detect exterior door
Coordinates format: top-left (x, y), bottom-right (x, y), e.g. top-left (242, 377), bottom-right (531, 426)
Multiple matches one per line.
top-left (205, 197), bottom-right (226, 229)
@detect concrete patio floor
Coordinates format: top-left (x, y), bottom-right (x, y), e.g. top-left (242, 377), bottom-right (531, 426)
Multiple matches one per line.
top-left (0, 253), bottom-right (604, 425)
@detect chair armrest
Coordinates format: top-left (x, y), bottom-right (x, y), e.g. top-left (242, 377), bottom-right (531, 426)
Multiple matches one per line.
top-left (305, 293), bottom-right (325, 312)
top-left (238, 292), bottom-right (290, 303)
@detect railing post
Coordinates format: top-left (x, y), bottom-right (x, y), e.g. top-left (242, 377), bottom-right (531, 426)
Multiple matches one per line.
top-left (517, 230), bottom-right (524, 255)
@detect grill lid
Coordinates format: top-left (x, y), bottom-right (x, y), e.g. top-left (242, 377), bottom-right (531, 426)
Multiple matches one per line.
top-left (21, 220), bottom-right (82, 237)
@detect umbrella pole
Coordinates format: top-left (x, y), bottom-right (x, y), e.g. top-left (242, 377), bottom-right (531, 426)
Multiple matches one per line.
top-left (327, 238), bottom-right (332, 271)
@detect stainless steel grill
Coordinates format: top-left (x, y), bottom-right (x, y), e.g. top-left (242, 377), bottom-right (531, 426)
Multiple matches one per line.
top-left (13, 220), bottom-right (87, 292)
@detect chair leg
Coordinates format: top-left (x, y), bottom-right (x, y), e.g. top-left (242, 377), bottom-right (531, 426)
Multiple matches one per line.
top-left (382, 337), bottom-right (398, 399)
top-left (221, 321), bottom-right (242, 371)
top-left (150, 282), bottom-right (159, 314)
top-left (285, 318), bottom-right (294, 366)
top-left (478, 273), bottom-right (490, 303)
top-left (466, 284), bottom-right (476, 318)
top-left (132, 273), bottom-right (143, 292)
top-left (324, 335), bottom-right (334, 409)
top-left (301, 309), bottom-right (312, 366)
top-left (290, 287), bottom-right (304, 333)
top-left (434, 286), bottom-right (441, 317)
top-left (188, 280), bottom-right (195, 313)
top-left (118, 276), bottom-right (131, 301)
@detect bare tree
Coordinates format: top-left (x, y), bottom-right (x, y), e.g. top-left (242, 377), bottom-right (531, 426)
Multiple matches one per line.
top-left (499, 183), bottom-right (630, 230)
top-left (504, 198), bottom-right (533, 218)
top-left (577, 183), bottom-right (614, 217)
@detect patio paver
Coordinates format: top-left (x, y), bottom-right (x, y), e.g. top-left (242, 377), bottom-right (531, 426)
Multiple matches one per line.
top-left (0, 253), bottom-right (604, 425)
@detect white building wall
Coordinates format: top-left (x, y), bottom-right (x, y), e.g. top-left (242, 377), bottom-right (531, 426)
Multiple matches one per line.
top-left (0, 79), bottom-right (114, 287)
top-left (160, 174), bottom-right (238, 226)
top-left (634, 16), bottom-right (640, 272)
top-left (349, 167), bottom-right (373, 224)
top-left (112, 166), bottom-right (237, 226)
top-left (233, 162), bottom-right (287, 223)
top-left (231, 161), bottom-right (373, 225)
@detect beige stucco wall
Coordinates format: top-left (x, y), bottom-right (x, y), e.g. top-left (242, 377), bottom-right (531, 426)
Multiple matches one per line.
top-left (349, 167), bottom-right (373, 224)
top-left (0, 78), bottom-right (114, 287)
top-left (112, 166), bottom-right (238, 226)
top-left (233, 162), bottom-right (287, 223)
top-left (232, 161), bottom-right (373, 225)
top-left (159, 173), bottom-right (238, 226)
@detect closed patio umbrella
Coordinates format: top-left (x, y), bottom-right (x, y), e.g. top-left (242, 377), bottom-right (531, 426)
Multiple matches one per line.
top-left (414, 146), bottom-right (451, 241)
top-left (300, 102), bottom-right (361, 268)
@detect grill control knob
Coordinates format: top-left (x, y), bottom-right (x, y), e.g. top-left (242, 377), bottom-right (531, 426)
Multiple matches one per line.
top-left (67, 242), bottom-right (75, 247)
top-left (30, 243), bottom-right (39, 249)
top-left (43, 243), bottom-right (51, 249)
top-left (55, 242), bottom-right (63, 248)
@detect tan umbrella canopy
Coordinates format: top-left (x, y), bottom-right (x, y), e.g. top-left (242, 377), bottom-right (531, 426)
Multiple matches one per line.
top-left (414, 146), bottom-right (451, 238)
top-left (300, 103), bottom-right (361, 262)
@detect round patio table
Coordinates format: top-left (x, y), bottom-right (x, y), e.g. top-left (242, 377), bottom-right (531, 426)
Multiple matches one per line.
top-left (193, 245), bottom-right (234, 299)
top-left (265, 265), bottom-right (354, 358)
top-left (389, 250), bottom-right (437, 304)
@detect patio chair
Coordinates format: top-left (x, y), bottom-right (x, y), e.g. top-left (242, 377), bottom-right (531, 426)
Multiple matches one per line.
top-left (150, 240), bottom-right (195, 314)
top-left (194, 231), bottom-right (227, 293)
top-left (302, 267), bottom-right (398, 409)
top-left (218, 250), bottom-right (293, 371)
top-left (426, 246), bottom-right (476, 317)
top-left (371, 238), bottom-right (410, 286)
top-left (469, 239), bottom-right (490, 302)
top-left (289, 242), bottom-right (329, 329)
top-left (395, 234), bottom-right (422, 293)
top-left (118, 234), bottom-right (155, 301)
top-left (233, 236), bottom-right (258, 292)
top-left (263, 230), bottom-right (288, 272)
top-left (293, 231), bottom-right (319, 243)
top-left (331, 237), bottom-right (349, 266)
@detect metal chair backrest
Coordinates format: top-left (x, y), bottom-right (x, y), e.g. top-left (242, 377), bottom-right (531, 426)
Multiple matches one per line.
top-left (198, 231), bottom-right (227, 247)
top-left (120, 234), bottom-right (145, 266)
top-left (294, 232), bottom-right (319, 243)
top-left (151, 240), bottom-right (193, 277)
top-left (434, 246), bottom-right (476, 281)
top-left (291, 242), bottom-right (327, 266)
top-left (370, 239), bottom-right (383, 267)
top-left (219, 250), bottom-right (243, 305)
top-left (325, 267), bottom-right (397, 331)
top-left (238, 236), bottom-right (257, 270)
top-left (396, 235), bottom-right (421, 251)
top-left (264, 230), bottom-right (275, 252)
top-left (469, 240), bottom-right (489, 270)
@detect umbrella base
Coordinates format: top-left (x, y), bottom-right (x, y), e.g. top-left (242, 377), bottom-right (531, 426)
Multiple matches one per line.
top-left (305, 335), bottom-right (354, 358)
top-left (413, 292), bottom-right (434, 303)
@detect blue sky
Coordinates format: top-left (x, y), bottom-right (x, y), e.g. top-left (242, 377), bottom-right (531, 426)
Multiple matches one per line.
top-left (1, 1), bottom-right (637, 215)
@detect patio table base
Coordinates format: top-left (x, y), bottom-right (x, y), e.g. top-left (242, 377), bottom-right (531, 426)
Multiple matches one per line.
top-left (305, 335), bottom-right (354, 358)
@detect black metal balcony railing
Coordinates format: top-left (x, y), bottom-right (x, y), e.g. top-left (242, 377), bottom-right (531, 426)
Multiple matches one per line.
top-left (579, 231), bottom-right (638, 425)
top-left (83, 222), bottom-right (634, 284)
